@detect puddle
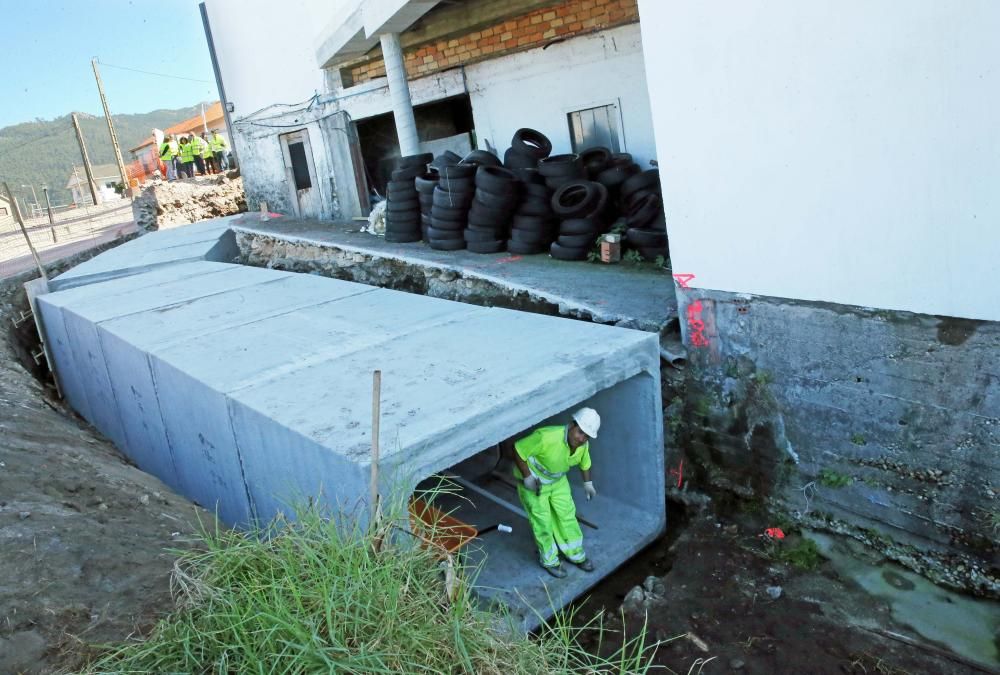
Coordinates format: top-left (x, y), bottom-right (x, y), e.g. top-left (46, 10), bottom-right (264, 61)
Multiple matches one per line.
top-left (808, 530), bottom-right (1000, 670)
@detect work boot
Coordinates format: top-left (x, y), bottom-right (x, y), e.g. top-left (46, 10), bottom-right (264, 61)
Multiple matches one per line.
top-left (572, 558), bottom-right (595, 572)
top-left (542, 563), bottom-right (567, 578)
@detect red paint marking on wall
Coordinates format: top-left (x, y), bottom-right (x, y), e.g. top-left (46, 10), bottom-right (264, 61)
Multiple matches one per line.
top-left (669, 459), bottom-right (684, 488)
top-left (495, 255), bottom-right (523, 264)
top-left (686, 299), bottom-right (709, 348)
top-left (673, 273), bottom-right (695, 289)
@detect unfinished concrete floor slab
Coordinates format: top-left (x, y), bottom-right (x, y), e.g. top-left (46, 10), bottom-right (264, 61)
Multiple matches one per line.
top-left (35, 220), bottom-right (666, 627)
top-left (232, 216), bottom-right (675, 333)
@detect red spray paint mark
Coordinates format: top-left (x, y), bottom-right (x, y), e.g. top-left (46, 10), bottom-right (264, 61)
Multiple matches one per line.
top-left (686, 299), bottom-right (710, 348)
top-left (763, 527), bottom-right (785, 540)
top-left (669, 459), bottom-right (684, 488)
top-left (268, 212), bottom-right (283, 218)
top-left (673, 273), bottom-right (696, 289)
top-left (494, 255), bottom-right (523, 264)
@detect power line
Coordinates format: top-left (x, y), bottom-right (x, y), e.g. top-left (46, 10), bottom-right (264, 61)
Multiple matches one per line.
top-left (95, 59), bottom-right (212, 84)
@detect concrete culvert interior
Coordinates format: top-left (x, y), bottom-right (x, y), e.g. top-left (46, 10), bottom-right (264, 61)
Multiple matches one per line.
top-left (417, 375), bottom-right (666, 628)
top-left (32, 218), bottom-right (666, 627)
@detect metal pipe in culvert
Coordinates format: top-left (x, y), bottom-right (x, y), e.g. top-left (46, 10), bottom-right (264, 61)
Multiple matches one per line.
top-left (379, 32), bottom-right (420, 157)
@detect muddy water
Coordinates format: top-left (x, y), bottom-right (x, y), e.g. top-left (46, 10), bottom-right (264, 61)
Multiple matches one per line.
top-left (808, 530), bottom-right (1000, 670)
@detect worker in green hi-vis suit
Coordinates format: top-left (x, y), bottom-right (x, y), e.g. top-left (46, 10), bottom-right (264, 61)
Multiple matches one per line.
top-left (513, 408), bottom-right (600, 578)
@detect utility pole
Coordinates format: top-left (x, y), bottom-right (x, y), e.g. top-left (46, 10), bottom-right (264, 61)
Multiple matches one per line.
top-left (71, 113), bottom-right (101, 206)
top-left (42, 187), bottom-right (57, 243)
top-left (22, 184), bottom-right (38, 216)
top-left (3, 182), bottom-right (47, 280)
top-left (91, 58), bottom-right (131, 199)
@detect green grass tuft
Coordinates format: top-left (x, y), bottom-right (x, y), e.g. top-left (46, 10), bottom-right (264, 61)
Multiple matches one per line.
top-left (82, 502), bottom-right (660, 674)
top-left (818, 469), bottom-right (853, 489)
top-left (774, 538), bottom-right (823, 570)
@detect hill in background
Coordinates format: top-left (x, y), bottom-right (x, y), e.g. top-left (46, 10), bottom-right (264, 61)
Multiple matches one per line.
top-left (0, 105), bottom-right (204, 208)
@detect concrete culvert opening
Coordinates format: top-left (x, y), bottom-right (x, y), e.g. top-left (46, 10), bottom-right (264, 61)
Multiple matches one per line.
top-left (413, 374), bottom-right (666, 629)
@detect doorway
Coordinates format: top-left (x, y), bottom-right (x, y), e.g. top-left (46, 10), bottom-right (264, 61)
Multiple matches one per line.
top-left (279, 130), bottom-right (321, 217)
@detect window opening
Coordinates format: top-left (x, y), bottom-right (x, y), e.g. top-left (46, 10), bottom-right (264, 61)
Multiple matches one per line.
top-left (568, 104), bottom-right (621, 153)
top-left (288, 141), bottom-right (312, 191)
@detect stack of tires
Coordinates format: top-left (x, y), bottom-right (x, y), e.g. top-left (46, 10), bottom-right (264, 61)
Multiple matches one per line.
top-left (507, 170), bottom-right (556, 255)
top-left (537, 153), bottom-right (585, 191)
top-left (384, 153), bottom-right (432, 243)
top-left (549, 180), bottom-right (608, 261)
top-left (594, 152), bottom-right (642, 214)
top-left (466, 166), bottom-right (519, 253)
top-left (428, 162), bottom-right (476, 250)
top-left (621, 169), bottom-right (667, 260)
top-left (414, 172), bottom-right (438, 242)
top-left (503, 128), bottom-right (552, 170)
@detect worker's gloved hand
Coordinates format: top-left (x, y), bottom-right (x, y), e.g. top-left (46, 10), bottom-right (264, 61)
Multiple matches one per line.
top-left (523, 474), bottom-right (541, 495)
top-left (583, 481), bottom-right (597, 500)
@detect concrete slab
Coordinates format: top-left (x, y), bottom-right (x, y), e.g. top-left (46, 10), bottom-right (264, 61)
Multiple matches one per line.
top-left (36, 219), bottom-right (666, 628)
top-left (50, 215), bottom-right (242, 291)
top-left (231, 216), bottom-right (675, 332)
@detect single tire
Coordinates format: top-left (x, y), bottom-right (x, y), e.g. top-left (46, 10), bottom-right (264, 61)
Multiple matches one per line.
top-left (626, 227), bottom-right (668, 247)
top-left (538, 153), bottom-right (584, 178)
top-left (638, 245), bottom-right (669, 261)
top-left (426, 225), bottom-right (465, 240)
top-left (517, 199), bottom-right (552, 217)
top-left (464, 228), bottom-right (498, 242)
top-left (391, 165), bottom-right (424, 181)
top-left (415, 173), bottom-right (440, 193)
top-left (626, 192), bottom-right (662, 228)
top-left (511, 128), bottom-right (553, 159)
top-left (522, 182), bottom-right (550, 198)
top-left (551, 181), bottom-right (601, 218)
top-left (387, 188), bottom-right (418, 202)
top-left (418, 194), bottom-right (435, 208)
top-left (513, 167), bottom-right (545, 185)
top-left (468, 200), bottom-right (510, 223)
top-left (558, 217), bottom-right (601, 235)
top-left (558, 232), bottom-right (598, 248)
top-left (433, 187), bottom-right (473, 209)
top-left (621, 169), bottom-right (660, 200)
top-left (473, 188), bottom-right (518, 210)
top-left (430, 150), bottom-right (462, 170)
top-left (440, 163), bottom-right (477, 179)
top-left (580, 146), bottom-right (612, 178)
top-left (397, 153), bottom-right (433, 170)
top-left (467, 239), bottom-right (507, 254)
top-left (429, 237), bottom-right (467, 251)
top-left (610, 152), bottom-right (633, 167)
top-left (506, 239), bottom-right (548, 255)
top-left (385, 219), bottom-right (421, 232)
top-left (384, 230), bottom-right (422, 243)
top-left (430, 216), bottom-right (466, 231)
top-left (460, 149), bottom-right (502, 167)
top-left (510, 227), bottom-right (552, 245)
top-left (504, 147), bottom-right (538, 170)
top-left (545, 175), bottom-right (587, 191)
top-left (475, 165), bottom-right (518, 193)
top-left (437, 176), bottom-right (475, 193)
top-left (421, 213), bottom-right (433, 227)
top-left (387, 179), bottom-right (417, 193)
top-left (595, 163), bottom-right (639, 189)
top-left (511, 214), bottom-right (551, 230)
top-left (549, 241), bottom-right (589, 261)
top-left (387, 198), bottom-right (420, 213)
top-left (431, 204), bottom-right (469, 222)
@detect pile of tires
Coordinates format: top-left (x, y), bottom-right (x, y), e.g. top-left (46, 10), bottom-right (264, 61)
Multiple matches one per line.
top-left (538, 153), bottom-right (585, 191)
top-left (414, 172), bottom-right (438, 242)
top-left (506, 169), bottom-right (556, 255)
top-left (428, 162), bottom-right (476, 250)
top-left (384, 153), bottom-right (431, 243)
top-left (503, 128), bottom-right (552, 170)
top-left (621, 169), bottom-right (667, 261)
top-left (466, 165), bottom-right (519, 253)
top-left (549, 180), bottom-right (609, 261)
top-left (594, 152), bottom-right (642, 214)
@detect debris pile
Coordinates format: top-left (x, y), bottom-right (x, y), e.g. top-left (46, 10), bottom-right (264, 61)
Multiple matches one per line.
top-left (132, 173), bottom-right (247, 231)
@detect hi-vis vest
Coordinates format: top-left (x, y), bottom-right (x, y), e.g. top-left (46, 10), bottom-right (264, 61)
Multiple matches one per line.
top-left (210, 134), bottom-right (227, 153)
top-left (159, 141), bottom-right (176, 161)
top-left (513, 425), bottom-right (591, 484)
top-left (178, 141), bottom-right (196, 163)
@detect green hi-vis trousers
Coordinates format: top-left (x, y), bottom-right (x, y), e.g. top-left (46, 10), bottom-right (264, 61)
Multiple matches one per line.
top-left (517, 476), bottom-right (586, 568)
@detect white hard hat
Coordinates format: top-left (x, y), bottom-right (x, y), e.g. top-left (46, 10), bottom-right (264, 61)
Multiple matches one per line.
top-left (572, 407), bottom-right (601, 439)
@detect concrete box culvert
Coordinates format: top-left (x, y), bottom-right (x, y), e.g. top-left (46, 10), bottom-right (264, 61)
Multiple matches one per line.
top-left (34, 219), bottom-right (666, 627)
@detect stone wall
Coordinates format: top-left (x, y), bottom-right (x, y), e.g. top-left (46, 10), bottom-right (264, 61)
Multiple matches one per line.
top-left (674, 287), bottom-right (999, 598)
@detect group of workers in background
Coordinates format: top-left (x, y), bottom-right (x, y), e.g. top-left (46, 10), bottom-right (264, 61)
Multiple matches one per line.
top-left (158, 130), bottom-right (230, 181)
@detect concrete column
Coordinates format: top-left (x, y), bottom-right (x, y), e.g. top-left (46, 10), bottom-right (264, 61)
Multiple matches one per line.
top-left (379, 32), bottom-right (420, 156)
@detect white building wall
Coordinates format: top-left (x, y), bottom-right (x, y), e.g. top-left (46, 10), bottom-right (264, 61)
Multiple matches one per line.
top-left (638, 0), bottom-right (1000, 322)
top-left (204, 0), bottom-right (339, 120)
top-left (466, 23), bottom-right (656, 167)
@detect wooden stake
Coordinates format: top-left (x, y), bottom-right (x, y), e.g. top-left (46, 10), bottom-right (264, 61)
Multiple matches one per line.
top-left (370, 370), bottom-right (383, 538)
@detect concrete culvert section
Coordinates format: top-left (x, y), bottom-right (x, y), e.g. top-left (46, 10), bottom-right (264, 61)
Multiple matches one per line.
top-left (35, 220), bottom-right (665, 627)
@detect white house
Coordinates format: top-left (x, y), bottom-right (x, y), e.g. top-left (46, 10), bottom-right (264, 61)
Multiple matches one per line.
top-left (65, 164), bottom-right (124, 206)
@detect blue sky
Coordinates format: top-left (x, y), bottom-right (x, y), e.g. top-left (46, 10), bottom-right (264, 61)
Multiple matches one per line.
top-left (3, 0), bottom-right (218, 128)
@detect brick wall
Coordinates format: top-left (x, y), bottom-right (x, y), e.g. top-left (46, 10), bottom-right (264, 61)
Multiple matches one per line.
top-left (347, 0), bottom-right (639, 84)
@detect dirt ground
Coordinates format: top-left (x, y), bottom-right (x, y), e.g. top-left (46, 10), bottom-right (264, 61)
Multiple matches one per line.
top-left (0, 252), bottom-right (991, 675)
top-left (577, 498), bottom-right (989, 674)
